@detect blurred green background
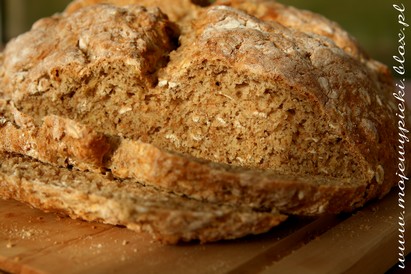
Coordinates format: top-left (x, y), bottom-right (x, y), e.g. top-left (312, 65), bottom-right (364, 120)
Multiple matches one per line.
top-left (1, 0), bottom-right (409, 77)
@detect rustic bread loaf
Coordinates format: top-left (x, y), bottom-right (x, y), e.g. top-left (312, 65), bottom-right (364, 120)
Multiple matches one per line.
top-left (0, 151), bottom-right (286, 244)
top-left (0, 0), bottom-right (406, 242)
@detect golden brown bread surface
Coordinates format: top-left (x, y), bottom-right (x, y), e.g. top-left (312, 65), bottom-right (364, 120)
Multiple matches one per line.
top-left (213, 0), bottom-right (367, 59)
top-left (0, 0), bottom-right (407, 242)
top-left (65, 0), bottom-right (201, 32)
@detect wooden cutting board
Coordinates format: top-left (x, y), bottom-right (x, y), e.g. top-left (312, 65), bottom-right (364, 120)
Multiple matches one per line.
top-left (0, 185), bottom-right (410, 274)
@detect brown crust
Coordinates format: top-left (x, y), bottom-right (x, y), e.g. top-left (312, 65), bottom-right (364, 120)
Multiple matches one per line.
top-left (65, 0), bottom-right (201, 32)
top-left (213, 0), bottom-right (367, 60)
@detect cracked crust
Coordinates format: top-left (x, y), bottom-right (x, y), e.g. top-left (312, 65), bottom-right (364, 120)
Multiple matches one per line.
top-left (214, 0), bottom-right (367, 60)
top-left (65, 0), bottom-right (202, 33)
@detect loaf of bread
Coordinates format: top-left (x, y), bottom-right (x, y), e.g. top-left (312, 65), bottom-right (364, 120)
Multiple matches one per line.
top-left (0, 0), bottom-right (407, 243)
